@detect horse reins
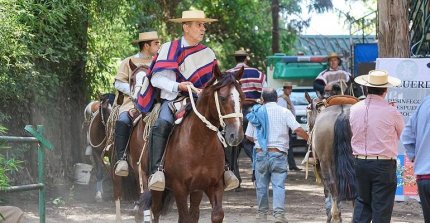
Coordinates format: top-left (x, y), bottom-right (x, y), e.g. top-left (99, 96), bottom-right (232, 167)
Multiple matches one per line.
top-left (186, 84), bottom-right (243, 148)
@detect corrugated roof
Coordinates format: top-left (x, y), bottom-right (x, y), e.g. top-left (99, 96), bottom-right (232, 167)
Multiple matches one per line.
top-left (294, 35), bottom-right (376, 57)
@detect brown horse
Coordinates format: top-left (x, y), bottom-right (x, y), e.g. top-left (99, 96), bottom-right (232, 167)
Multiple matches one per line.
top-left (83, 93), bottom-right (114, 202)
top-left (109, 63), bottom-right (153, 223)
top-left (306, 94), bottom-right (358, 223)
top-left (134, 66), bottom-right (244, 223)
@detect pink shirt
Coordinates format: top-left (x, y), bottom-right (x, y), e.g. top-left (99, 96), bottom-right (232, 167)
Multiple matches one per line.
top-left (350, 94), bottom-right (404, 158)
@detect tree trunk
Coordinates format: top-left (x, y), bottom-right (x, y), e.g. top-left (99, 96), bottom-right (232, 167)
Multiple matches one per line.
top-left (271, 0), bottom-right (280, 54)
top-left (378, 0), bottom-right (410, 57)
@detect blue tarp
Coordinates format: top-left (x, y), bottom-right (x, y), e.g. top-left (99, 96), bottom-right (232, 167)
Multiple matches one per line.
top-left (354, 43), bottom-right (378, 75)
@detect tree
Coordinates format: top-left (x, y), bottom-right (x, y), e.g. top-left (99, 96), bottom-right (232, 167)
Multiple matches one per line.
top-left (377, 0), bottom-right (410, 57)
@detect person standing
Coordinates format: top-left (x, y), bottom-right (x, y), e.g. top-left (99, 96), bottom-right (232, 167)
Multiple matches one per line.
top-left (350, 70), bottom-right (404, 223)
top-left (225, 49), bottom-right (266, 188)
top-left (246, 88), bottom-right (308, 222)
top-left (401, 95), bottom-right (430, 223)
top-left (147, 10), bottom-right (238, 191)
top-left (277, 81), bottom-right (301, 171)
top-left (114, 31), bottom-right (160, 176)
top-left (313, 52), bottom-right (351, 97)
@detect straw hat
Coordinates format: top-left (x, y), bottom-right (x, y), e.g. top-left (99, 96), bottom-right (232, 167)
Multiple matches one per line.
top-left (283, 82), bottom-right (293, 88)
top-left (169, 10), bottom-right (217, 23)
top-left (234, 49), bottom-right (248, 56)
top-left (131, 31), bottom-right (159, 44)
top-left (327, 52), bottom-right (341, 61)
top-left (355, 70), bottom-right (401, 88)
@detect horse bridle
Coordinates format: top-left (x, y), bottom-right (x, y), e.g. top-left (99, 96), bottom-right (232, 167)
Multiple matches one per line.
top-left (187, 83), bottom-right (243, 147)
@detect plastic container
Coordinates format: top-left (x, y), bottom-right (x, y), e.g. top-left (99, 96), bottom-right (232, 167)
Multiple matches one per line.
top-left (74, 163), bottom-right (93, 185)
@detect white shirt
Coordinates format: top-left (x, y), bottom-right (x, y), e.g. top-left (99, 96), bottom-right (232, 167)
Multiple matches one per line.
top-left (245, 102), bottom-right (301, 152)
top-left (150, 37), bottom-right (191, 100)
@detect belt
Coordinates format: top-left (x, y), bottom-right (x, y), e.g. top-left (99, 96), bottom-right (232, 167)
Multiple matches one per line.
top-left (416, 174), bottom-right (430, 181)
top-left (355, 155), bottom-right (394, 160)
top-left (256, 147), bottom-right (285, 153)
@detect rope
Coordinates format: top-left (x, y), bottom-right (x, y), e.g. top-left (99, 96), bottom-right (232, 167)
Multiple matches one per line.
top-left (105, 105), bottom-right (120, 162)
top-left (87, 110), bottom-right (106, 148)
top-left (137, 103), bottom-right (161, 193)
top-left (186, 85), bottom-right (228, 147)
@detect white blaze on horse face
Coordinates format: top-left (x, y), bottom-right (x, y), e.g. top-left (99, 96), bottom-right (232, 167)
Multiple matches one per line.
top-left (132, 71), bottom-right (145, 101)
top-left (231, 86), bottom-right (241, 125)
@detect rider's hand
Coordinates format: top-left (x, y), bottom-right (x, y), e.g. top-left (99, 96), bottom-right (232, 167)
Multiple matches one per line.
top-left (324, 84), bottom-right (332, 92)
top-left (178, 82), bottom-right (193, 92)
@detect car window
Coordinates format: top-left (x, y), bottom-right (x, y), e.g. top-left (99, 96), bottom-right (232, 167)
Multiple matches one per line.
top-left (291, 91), bottom-right (317, 105)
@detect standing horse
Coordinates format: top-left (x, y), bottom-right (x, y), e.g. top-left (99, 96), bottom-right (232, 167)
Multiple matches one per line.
top-left (83, 93), bottom-right (114, 202)
top-left (306, 91), bottom-right (361, 223)
top-left (139, 66), bottom-right (244, 223)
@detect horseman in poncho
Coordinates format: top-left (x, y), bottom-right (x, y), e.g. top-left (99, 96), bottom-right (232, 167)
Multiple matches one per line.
top-left (146, 10), bottom-right (239, 191)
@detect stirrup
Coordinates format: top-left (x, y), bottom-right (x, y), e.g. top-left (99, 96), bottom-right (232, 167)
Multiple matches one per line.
top-left (114, 160), bottom-right (129, 177)
top-left (224, 170), bottom-right (239, 191)
top-left (148, 170), bottom-right (165, 191)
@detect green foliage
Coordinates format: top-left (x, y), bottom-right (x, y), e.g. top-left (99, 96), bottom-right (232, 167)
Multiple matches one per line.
top-left (0, 126), bottom-right (22, 189)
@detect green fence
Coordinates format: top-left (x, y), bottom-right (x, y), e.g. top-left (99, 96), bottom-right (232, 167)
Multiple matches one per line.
top-left (0, 125), bottom-right (53, 223)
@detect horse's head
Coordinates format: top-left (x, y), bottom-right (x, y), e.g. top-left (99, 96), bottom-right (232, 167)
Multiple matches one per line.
top-left (305, 91), bottom-right (324, 131)
top-left (326, 79), bottom-right (366, 99)
top-left (345, 79), bottom-right (367, 99)
top-left (98, 93), bottom-right (113, 124)
top-left (200, 64), bottom-right (245, 146)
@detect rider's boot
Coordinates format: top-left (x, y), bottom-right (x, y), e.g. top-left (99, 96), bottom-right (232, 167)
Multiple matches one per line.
top-left (148, 119), bottom-right (172, 191)
top-left (224, 166), bottom-right (240, 191)
top-left (114, 121), bottom-right (131, 177)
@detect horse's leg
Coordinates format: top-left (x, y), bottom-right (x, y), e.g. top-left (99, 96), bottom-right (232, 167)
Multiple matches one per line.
top-left (112, 173), bottom-right (122, 222)
top-left (173, 187), bottom-right (191, 223)
top-left (93, 151), bottom-right (104, 202)
top-left (205, 182), bottom-right (224, 223)
top-left (151, 191), bottom-right (164, 223)
top-left (189, 191), bottom-right (203, 223)
top-left (330, 197), bottom-right (341, 223)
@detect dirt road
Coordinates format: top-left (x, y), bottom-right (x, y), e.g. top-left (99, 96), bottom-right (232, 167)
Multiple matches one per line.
top-left (2, 152), bottom-right (424, 222)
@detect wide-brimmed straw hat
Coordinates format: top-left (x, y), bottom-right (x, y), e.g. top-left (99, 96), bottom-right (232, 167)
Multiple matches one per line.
top-left (233, 49), bottom-right (248, 56)
top-left (327, 52), bottom-right (341, 61)
top-left (131, 31), bottom-right (159, 44)
top-left (169, 10), bottom-right (217, 23)
top-left (355, 70), bottom-right (401, 88)
top-left (283, 82), bottom-right (293, 88)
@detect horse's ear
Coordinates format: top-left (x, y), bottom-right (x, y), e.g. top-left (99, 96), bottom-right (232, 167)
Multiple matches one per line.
top-left (235, 66), bottom-right (244, 81)
top-left (213, 63), bottom-right (222, 80)
top-left (305, 91), bottom-right (312, 104)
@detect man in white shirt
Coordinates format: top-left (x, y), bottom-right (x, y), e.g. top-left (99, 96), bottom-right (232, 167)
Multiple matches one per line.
top-left (246, 88), bottom-right (308, 222)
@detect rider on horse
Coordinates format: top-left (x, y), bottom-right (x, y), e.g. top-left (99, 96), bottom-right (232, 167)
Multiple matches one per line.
top-left (114, 31), bottom-right (161, 176)
top-left (147, 10), bottom-right (239, 191)
top-left (313, 52), bottom-right (352, 98)
top-left (225, 49), bottom-right (266, 185)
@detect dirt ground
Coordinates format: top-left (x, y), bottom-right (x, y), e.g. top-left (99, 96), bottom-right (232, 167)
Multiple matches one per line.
top-left (1, 150), bottom-right (425, 223)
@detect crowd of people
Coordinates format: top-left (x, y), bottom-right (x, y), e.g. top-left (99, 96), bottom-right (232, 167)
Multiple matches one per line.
top-left (4, 8), bottom-right (429, 223)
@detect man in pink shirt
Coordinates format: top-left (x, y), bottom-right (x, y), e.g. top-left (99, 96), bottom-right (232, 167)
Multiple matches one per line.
top-left (350, 70), bottom-right (404, 223)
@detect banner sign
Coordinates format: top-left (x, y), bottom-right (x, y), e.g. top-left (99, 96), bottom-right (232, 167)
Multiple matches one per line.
top-left (376, 58), bottom-right (430, 201)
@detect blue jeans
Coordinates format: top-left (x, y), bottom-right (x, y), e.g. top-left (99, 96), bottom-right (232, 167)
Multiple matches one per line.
top-left (255, 151), bottom-right (288, 216)
top-left (417, 178), bottom-right (430, 223)
top-left (118, 112), bottom-right (132, 125)
top-left (158, 100), bottom-right (174, 124)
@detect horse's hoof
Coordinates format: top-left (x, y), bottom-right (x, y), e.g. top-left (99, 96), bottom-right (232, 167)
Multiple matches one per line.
top-left (95, 192), bottom-right (103, 202)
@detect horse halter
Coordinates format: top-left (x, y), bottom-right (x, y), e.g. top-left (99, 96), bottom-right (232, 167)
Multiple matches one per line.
top-left (187, 83), bottom-right (243, 147)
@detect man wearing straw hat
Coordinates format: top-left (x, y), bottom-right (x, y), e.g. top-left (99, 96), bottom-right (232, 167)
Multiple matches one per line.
top-left (225, 49), bottom-right (266, 188)
top-left (278, 81), bottom-right (302, 171)
top-left (147, 10), bottom-right (239, 191)
top-left (113, 31), bottom-right (160, 176)
top-left (313, 52), bottom-right (352, 98)
top-left (350, 70), bottom-right (404, 223)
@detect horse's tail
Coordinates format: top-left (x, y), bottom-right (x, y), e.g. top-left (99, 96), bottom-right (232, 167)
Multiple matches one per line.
top-left (333, 106), bottom-right (357, 201)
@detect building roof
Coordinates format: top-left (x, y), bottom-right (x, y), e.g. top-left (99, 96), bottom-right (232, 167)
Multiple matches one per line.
top-left (294, 35), bottom-right (376, 57)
